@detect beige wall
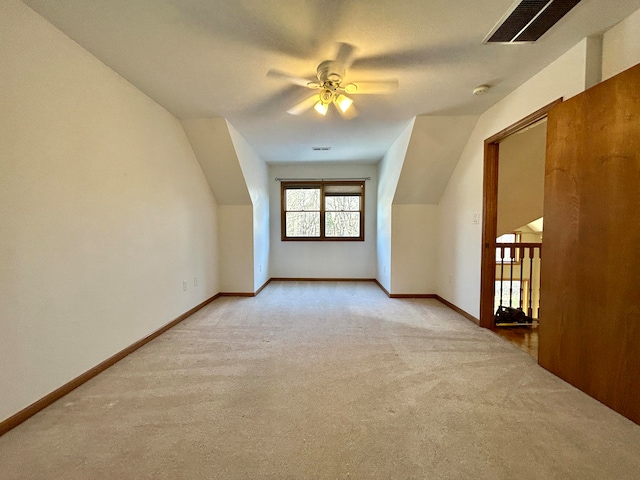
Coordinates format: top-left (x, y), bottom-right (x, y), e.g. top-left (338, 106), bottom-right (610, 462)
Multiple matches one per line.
top-left (218, 206), bottom-right (254, 292)
top-left (376, 120), bottom-right (414, 291)
top-left (497, 122), bottom-right (547, 236)
top-left (391, 205), bottom-right (438, 294)
top-left (227, 123), bottom-right (271, 291)
top-left (182, 119), bottom-right (262, 294)
top-left (603, 7), bottom-right (640, 80)
top-left (0, 1), bottom-right (219, 422)
top-left (269, 163), bottom-right (378, 279)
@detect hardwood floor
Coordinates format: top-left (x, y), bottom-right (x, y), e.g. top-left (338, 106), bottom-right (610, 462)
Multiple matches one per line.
top-left (493, 325), bottom-right (539, 360)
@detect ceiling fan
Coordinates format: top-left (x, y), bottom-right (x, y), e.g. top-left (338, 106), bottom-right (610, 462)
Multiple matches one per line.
top-left (267, 43), bottom-right (398, 118)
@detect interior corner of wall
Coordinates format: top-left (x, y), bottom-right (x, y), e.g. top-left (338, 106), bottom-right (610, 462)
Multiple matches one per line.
top-left (224, 119), bottom-right (253, 164)
top-left (224, 119), bottom-right (270, 208)
top-left (378, 117), bottom-right (415, 201)
top-left (585, 35), bottom-right (603, 89)
top-left (224, 119), bottom-right (240, 143)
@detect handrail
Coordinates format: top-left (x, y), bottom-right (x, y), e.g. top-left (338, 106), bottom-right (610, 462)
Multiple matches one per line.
top-left (496, 242), bottom-right (542, 249)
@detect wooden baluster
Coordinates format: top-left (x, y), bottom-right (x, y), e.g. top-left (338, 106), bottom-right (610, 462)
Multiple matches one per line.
top-left (528, 247), bottom-right (534, 317)
top-left (499, 245), bottom-right (505, 310)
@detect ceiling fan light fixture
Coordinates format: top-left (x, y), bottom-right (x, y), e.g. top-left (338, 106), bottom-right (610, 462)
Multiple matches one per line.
top-left (314, 101), bottom-right (329, 116)
top-left (335, 94), bottom-right (353, 113)
top-left (270, 43), bottom-right (398, 116)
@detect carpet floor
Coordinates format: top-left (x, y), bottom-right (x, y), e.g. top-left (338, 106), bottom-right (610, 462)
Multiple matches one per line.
top-left (1, 281), bottom-right (639, 479)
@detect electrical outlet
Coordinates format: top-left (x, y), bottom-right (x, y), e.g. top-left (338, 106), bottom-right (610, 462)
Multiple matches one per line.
top-left (193, 276), bottom-right (198, 287)
top-left (183, 280), bottom-right (188, 291)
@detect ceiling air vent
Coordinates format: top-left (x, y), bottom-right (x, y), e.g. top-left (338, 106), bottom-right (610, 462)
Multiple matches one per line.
top-left (312, 147), bottom-right (331, 151)
top-left (484, 0), bottom-right (582, 44)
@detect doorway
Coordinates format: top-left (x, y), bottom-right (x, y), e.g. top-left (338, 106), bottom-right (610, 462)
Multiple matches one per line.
top-left (479, 100), bottom-right (562, 354)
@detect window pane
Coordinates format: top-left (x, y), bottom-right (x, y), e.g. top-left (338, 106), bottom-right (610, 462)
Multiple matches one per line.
top-left (496, 247), bottom-right (516, 262)
top-left (325, 212), bottom-right (360, 237)
top-left (285, 188), bottom-right (320, 211)
top-left (496, 233), bottom-right (519, 262)
top-left (497, 233), bottom-right (516, 243)
top-left (494, 280), bottom-right (522, 309)
top-left (286, 212), bottom-right (320, 237)
top-left (324, 184), bottom-right (362, 194)
top-left (325, 195), bottom-right (360, 211)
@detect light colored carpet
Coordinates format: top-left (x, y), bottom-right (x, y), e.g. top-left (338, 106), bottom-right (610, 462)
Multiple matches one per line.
top-left (2, 281), bottom-right (639, 479)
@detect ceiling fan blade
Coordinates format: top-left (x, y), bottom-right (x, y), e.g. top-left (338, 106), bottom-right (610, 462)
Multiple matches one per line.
top-left (344, 80), bottom-right (398, 95)
top-left (267, 69), bottom-right (316, 88)
top-left (334, 42), bottom-right (357, 69)
top-left (287, 94), bottom-right (319, 115)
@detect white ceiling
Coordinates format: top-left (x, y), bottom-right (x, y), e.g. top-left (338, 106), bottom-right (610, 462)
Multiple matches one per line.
top-left (21, 0), bottom-right (640, 164)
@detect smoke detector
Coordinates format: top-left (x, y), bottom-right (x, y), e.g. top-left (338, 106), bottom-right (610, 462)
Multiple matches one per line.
top-left (473, 85), bottom-right (490, 95)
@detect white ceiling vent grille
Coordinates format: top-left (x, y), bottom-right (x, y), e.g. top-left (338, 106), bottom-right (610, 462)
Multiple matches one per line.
top-left (484, 0), bottom-right (582, 44)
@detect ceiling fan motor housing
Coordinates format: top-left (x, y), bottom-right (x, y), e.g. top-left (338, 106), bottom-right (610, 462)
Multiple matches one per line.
top-left (317, 60), bottom-right (344, 83)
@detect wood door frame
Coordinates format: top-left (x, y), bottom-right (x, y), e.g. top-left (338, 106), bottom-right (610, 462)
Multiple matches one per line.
top-left (479, 98), bottom-right (562, 328)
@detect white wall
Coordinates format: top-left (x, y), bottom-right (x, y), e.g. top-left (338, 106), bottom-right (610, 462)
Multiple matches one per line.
top-left (437, 7), bottom-right (640, 318)
top-left (269, 163), bottom-right (378, 279)
top-left (0, 0), bottom-right (219, 422)
top-left (227, 122), bottom-right (270, 291)
top-left (602, 6), bottom-right (640, 80)
top-left (387, 116), bottom-right (476, 296)
top-left (497, 122), bottom-right (547, 236)
top-left (376, 120), bottom-right (414, 291)
top-left (218, 206), bottom-right (254, 292)
top-left (181, 118), bottom-right (258, 293)
top-left (391, 205), bottom-right (438, 294)
top-left (436, 40), bottom-right (591, 317)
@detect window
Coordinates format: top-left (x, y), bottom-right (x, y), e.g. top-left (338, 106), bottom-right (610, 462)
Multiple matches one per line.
top-left (496, 232), bottom-right (522, 263)
top-left (281, 181), bottom-right (364, 241)
top-left (494, 279), bottom-right (529, 311)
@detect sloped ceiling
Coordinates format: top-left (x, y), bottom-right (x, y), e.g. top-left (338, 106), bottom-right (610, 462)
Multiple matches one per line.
top-left (394, 116), bottom-right (479, 204)
top-left (181, 118), bottom-right (251, 205)
top-left (20, 0), bottom-right (640, 168)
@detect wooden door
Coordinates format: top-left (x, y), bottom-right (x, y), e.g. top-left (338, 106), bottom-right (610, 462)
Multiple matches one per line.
top-left (540, 63), bottom-right (640, 424)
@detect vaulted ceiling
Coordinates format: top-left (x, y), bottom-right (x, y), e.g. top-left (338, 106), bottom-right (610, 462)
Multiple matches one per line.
top-left (21, 0), bottom-right (640, 165)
